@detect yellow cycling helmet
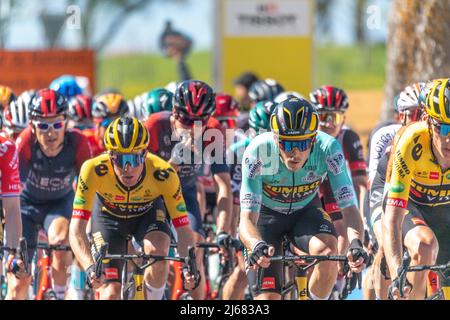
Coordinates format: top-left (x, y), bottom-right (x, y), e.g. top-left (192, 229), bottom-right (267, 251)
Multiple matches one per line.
top-left (425, 78), bottom-right (450, 123)
top-left (0, 85), bottom-right (16, 109)
top-left (92, 93), bottom-right (128, 119)
top-left (104, 116), bottom-right (149, 153)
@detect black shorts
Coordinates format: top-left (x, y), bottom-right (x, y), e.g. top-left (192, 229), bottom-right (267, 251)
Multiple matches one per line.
top-left (246, 200), bottom-right (337, 295)
top-left (91, 196), bottom-right (171, 283)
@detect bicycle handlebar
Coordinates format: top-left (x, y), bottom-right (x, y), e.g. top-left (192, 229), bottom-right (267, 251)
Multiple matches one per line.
top-left (36, 243), bottom-right (72, 251)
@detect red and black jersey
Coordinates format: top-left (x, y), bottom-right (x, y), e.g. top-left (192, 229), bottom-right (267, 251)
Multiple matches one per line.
top-left (16, 127), bottom-right (92, 203)
top-left (320, 126), bottom-right (367, 214)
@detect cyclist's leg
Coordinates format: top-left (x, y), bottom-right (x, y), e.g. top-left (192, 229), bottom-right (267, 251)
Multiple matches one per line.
top-left (222, 203), bottom-right (247, 300)
top-left (246, 206), bottom-right (288, 300)
top-left (289, 206), bottom-right (338, 300)
top-left (370, 206), bottom-right (390, 300)
top-left (134, 198), bottom-right (172, 300)
top-left (90, 213), bottom-right (128, 300)
top-left (184, 185), bottom-right (207, 300)
top-left (43, 194), bottom-right (74, 299)
top-left (401, 204), bottom-right (438, 300)
top-left (6, 199), bottom-right (41, 300)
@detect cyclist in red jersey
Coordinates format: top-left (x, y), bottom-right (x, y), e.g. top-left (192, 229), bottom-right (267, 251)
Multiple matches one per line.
top-left (14, 89), bottom-right (92, 300)
top-left (0, 134), bottom-right (26, 299)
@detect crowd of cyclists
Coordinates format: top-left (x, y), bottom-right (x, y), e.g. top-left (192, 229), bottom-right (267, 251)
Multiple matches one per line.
top-left (0, 73), bottom-right (449, 300)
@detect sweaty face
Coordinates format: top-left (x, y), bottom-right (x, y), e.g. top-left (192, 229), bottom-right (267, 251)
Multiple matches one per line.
top-left (32, 115), bottom-right (66, 155)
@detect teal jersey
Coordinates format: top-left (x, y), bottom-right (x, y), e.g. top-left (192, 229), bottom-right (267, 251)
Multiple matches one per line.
top-left (240, 131), bottom-right (358, 214)
top-left (228, 137), bottom-right (251, 203)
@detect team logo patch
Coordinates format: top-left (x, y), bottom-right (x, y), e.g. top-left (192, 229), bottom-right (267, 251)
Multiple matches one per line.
top-left (334, 185), bottom-right (354, 202)
top-left (104, 268), bottom-right (119, 280)
top-left (326, 152), bottom-right (345, 175)
top-left (261, 277), bottom-right (275, 290)
top-left (156, 209), bottom-right (166, 222)
top-left (389, 182), bottom-right (405, 193)
top-left (176, 203), bottom-right (187, 212)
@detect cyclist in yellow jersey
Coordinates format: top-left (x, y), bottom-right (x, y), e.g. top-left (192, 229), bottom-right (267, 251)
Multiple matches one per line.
top-left (69, 116), bottom-right (197, 300)
top-left (384, 79), bottom-right (450, 300)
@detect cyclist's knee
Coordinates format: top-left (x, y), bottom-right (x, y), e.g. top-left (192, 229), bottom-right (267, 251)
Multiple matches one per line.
top-left (405, 228), bottom-right (439, 263)
top-left (309, 234), bottom-right (338, 256)
top-left (47, 217), bottom-right (70, 245)
top-left (7, 276), bottom-right (31, 299)
top-left (144, 232), bottom-right (170, 256)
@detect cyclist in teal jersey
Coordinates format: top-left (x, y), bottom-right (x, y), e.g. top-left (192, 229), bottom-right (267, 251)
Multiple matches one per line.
top-left (239, 97), bottom-right (366, 300)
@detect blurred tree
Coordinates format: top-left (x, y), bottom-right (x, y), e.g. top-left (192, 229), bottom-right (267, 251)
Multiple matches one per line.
top-left (315, 0), bottom-right (333, 41)
top-left (0, 0), bottom-right (18, 48)
top-left (355, 0), bottom-right (367, 44)
top-left (381, 0), bottom-right (450, 121)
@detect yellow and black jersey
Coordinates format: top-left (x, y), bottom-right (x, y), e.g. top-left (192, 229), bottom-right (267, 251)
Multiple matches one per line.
top-left (72, 153), bottom-right (189, 228)
top-left (387, 121), bottom-right (450, 208)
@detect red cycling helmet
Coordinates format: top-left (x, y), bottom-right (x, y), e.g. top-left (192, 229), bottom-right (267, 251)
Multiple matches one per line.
top-left (309, 86), bottom-right (349, 113)
top-left (173, 80), bottom-right (216, 125)
top-left (29, 89), bottom-right (68, 119)
top-left (214, 93), bottom-right (239, 128)
top-left (68, 94), bottom-right (93, 122)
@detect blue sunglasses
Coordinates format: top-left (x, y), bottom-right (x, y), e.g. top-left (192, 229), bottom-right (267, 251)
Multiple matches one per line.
top-left (431, 119), bottom-right (450, 137)
top-left (110, 152), bottom-right (145, 168)
top-left (279, 138), bottom-right (314, 152)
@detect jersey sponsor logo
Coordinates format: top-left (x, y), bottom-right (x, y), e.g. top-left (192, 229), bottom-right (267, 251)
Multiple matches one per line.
top-left (373, 133), bottom-right (394, 159)
top-left (411, 136), bottom-right (423, 161)
top-left (28, 171), bottom-right (73, 192)
top-left (394, 150), bottom-right (410, 178)
top-left (429, 172), bottom-right (439, 180)
top-left (415, 171), bottom-right (429, 179)
top-left (245, 157), bottom-right (263, 179)
top-left (324, 202), bottom-right (339, 213)
top-left (72, 209), bottom-right (91, 220)
top-left (115, 195), bottom-right (125, 201)
top-left (261, 277), bottom-right (275, 290)
top-left (319, 224), bottom-right (332, 233)
top-left (153, 168), bottom-right (175, 182)
top-left (74, 197), bottom-right (86, 205)
top-left (241, 193), bottom-right (262, 207)
top-left (302, 171), bottom-right (322, 182)
top-left (326, 152), bottom-right (345, 175)
top-left (130, 197), bottom-right (142, 201)
top-left (386, 197), bottom-right (407, 209)
top-left (104, 268), bottom-right (119, 280)
top-left (94, 163), bottom-right (108, 176)
top-left (303, 165), bottom-right (317, 171)
top-left (334, 185), bottom-right (354, 203)
top-left (262, 181), bottom-right (320, 204)
top-left (172, 185), bottom-right (182, 200)
top-left (172, 215), bottom-right (190, 227)
top-left (163, 136), bottom-right (171, 146)
top-left (446, 173), bottom-right (450, 180)
top-left (78, 177), bottom-right (89, 193)
top-left (176, 203), bottom-right (187, 212)
top-left (389, 182), bottom-right (405, 193)
top-left (353, 140), bottom-right (362, 150)
top-left (410, 180), bottom-right (450, 204)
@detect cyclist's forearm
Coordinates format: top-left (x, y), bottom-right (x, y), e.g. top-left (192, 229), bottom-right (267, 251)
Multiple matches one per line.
top-left (69, 220), bottom-right (94, 270)
top-left (2, 197), bottom-right (22, 248)
top-left (177, 225), bottom-right (195, 257)
top-left (239, 211), bottom-right (261, 250)
top-left (216, 195), bottom-right (232, 235)
top-left (352, 176), bottom-right (368, 225)
top-left (342, 205), bottom-right (364, 242)
top-left (382, 206), bottom-right (404, 277)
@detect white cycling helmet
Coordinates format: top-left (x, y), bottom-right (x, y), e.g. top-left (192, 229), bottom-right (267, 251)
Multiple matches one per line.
top-left (126, 95), bottom-right (144, 121)
top-left (165, 81), bottom-right (180, 94)
top-left (397, 82), bottom-right (425, 112)
top-left (3, 90), bottom-right (34, 132)
top-left (274, 91), bottom-right (306, 104)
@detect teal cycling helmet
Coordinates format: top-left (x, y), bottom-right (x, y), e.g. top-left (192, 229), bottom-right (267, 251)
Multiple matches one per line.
top-left (142, 88), bottom-right (173, 119)
top-left (249, 100), bottom-right (276, 133)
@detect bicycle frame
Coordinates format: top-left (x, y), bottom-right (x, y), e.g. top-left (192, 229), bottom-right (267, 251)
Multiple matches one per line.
top-left (34, 243), bottom-right (72, 300)
top-left (254, 254), bottom-right (351, 300)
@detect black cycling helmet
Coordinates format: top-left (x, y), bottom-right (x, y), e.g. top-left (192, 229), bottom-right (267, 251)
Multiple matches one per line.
top-left (173, 80), bottom-right (216, 120)
top-left (248, 78), bottom-right (284, 104)
top-left (270, 97), bottom-right (319, 139)
top-left (29, 89), bottom-right (68, 119)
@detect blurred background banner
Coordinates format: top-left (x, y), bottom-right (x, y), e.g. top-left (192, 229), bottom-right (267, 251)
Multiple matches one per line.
top-left (0, 49), bottom-right (95, 93)
top-left (215, 0), bottom-right (313, 96)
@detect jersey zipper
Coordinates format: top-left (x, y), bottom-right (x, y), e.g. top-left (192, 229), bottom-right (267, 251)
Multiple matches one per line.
top-left (288, 172), bottom-right (294, 214)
